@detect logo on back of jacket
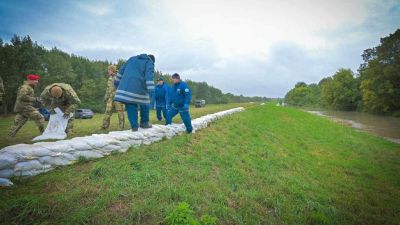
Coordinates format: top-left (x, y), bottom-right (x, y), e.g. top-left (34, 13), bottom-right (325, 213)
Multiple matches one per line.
top-left (176, 88), bottom-right (189, 94)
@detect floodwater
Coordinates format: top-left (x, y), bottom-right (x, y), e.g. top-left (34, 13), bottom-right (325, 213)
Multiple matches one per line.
top-left (307, 110), bottom-right (400, 144)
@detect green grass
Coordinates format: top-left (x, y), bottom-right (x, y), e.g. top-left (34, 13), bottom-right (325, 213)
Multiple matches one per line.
top-left (0, 103), bottom-right (248, 149)
top-left (0, 103), bottom-right (399, 225)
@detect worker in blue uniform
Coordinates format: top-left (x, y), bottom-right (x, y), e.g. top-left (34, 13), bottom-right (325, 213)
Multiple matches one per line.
top-left (152, 77), bottom-right (170, 123)
top-left (166, 73), bottom-right (193, 133)
top-left (114, 54), bottom-right (155, 131)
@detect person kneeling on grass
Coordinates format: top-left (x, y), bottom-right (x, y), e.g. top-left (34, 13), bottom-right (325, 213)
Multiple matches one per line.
top-left (166, 73), bottom-right (193, 133)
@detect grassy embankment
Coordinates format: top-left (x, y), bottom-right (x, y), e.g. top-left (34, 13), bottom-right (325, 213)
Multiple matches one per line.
top-left (0, 103), bottom-right (399, 224)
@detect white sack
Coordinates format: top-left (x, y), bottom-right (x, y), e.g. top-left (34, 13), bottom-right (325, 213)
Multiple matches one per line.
top-left (0, 169), bottom-right (14, 178)
top-left (0, 153), bottom-right (18, 170)
top-left (33, 107), bottom-right (73, 141)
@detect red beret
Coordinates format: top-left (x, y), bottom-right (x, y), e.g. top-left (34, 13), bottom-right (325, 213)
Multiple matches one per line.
top-left (27, 74), bottom-right (40, 80)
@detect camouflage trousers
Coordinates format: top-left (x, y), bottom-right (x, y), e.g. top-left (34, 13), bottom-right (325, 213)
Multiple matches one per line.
top-left (66, 117), bottom-right (74, 135)
top-left (9, 110), bottom-right (45, 137)
top-left (102, 100), bottom-right (125, 129)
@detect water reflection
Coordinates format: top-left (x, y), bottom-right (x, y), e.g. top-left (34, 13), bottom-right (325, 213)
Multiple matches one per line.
top-left (307, 110), bottom-right (400, 144)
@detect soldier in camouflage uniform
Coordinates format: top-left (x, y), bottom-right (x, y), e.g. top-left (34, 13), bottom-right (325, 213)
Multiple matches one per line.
top-left (101, 65), bottom-right (125, 129)
top-left (9, 74), bottom-right (45, 137)
top-left (40, 83), bottom-right (81, 135)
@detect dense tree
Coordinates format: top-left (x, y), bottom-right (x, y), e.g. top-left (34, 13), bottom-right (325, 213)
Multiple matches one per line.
top-left (359, 29), bottom-right (400, 114)
top-left (284, 82), bottom-right (319, 107)
top-left (284, 29), bottom-right (398, 115)
top-left (320, 69), bottom-right (360, 110)
top-left (0, 35), bottom-right (267, 114)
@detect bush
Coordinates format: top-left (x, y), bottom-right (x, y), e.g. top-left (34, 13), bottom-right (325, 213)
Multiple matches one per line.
top-left (164, 202), bottom-right (217, 225)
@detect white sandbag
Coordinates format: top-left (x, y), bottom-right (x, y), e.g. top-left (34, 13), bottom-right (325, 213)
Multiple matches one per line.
top-left (0, 178), bottom-right (13, 186)
top-left (32, 107), bottom-right (73, 141)
top-left (14, 160), bottom-right (46, 171)
top-left (0, 153), bottom-right (18, 170)
top-left (33, 141), bottom-right (74, 153)
top-left (125, 140), bottom-right (142, 147)
top-left (68, 137), bottom-right (93, 151)
top-left (72, 150), bottom-right (104, 159)
top-left (165, 124), bottom-right (185, 135)
top-left (4, 144), bottom-right (51, 160)
top-left (100, 144), bottom-right (123, 153)
top-left (14, 168), bottom-right (53, 177)
top-left (128, 131), bottom-right (146, 140)
top-left (142, 139), bottom-right (153, 145)
top-left (84, 135), bottom-right (119, 149)
top-left (152, 125), bottom-right (169, 134)
top-left (142, 130), bottom-right (165, 141)
top-left (58, 153), bottom-right (77, 161)
top-left (97, 143), bottom-right (130, 154)
top-left (39, 156), bottom-right (71, 166)
top-left (80, 137), bottom-right (109, 149)
top-left (47, 152), bottom-right (77, 161)
top-left (107, 132), bottom-right (132, 141)
top-left (0, 169), bottom-right (14, 178)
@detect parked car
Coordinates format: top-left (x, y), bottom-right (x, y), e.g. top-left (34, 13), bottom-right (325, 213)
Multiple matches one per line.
top-left (74, 109), bottom-right (94, 119)
top-left (38, 108), bottom-right (50, 121)
top-left (195, 99), bottom-right (206, 108)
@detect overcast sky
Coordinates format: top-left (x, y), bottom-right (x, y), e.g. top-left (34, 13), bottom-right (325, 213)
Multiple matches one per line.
top-left (0, 0), bottom-right (399, 97)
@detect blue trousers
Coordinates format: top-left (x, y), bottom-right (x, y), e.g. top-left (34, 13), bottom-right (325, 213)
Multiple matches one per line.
top-left (166, 106), bottom-right (193, 133)
top-left (125, 103), bottom-right (150, 129)
top-left (156, 106), bottom-right (168, 121)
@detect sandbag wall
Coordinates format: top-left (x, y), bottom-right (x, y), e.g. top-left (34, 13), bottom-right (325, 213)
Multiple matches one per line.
top-left (0, 107), bottom-right (245, 186)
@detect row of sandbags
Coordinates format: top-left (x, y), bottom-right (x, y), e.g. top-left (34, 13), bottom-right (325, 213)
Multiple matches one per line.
top-left (0, 107), bottom-right (245, 186)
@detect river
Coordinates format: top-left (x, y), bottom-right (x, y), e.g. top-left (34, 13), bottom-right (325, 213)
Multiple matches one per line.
top-left (307, 110), bottom-right (400, 144)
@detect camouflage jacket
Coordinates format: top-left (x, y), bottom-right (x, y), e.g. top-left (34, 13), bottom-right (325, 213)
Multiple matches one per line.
top-left (14, 82), bottom-right (37, 112)
top-left (104, 75), bottom-right (117, 102)
top-left (40, 83), bottom-right (81, 114)
top-left (0, 77), bottom-right (4, 101)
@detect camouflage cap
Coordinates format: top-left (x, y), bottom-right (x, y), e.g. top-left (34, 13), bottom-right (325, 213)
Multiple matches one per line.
top-left (108, 65), bottom-right (117, 73)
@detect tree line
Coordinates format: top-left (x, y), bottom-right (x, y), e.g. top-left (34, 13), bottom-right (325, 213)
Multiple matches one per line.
top-left (0, 35), bottom-right (268, 114)
top-left (284, 29), bottom-right (400, 116)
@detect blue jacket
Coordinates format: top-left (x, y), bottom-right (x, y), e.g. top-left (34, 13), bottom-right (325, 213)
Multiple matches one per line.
top-left (114, 54), bottom-right (155, 104)
top-left (170, 81), bottom-right (191, 108)
top-left (152, 83), bottom-right (170, 107)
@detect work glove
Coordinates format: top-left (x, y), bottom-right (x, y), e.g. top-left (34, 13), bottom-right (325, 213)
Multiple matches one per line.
top-left (33, 97), bottom-right (42, 108)
top-left (49, 108), bottom-right (56, 115)
top-left (183, 104), bottom-right (189, 111)
top-left (63, 113), bottom-right (70, 119)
